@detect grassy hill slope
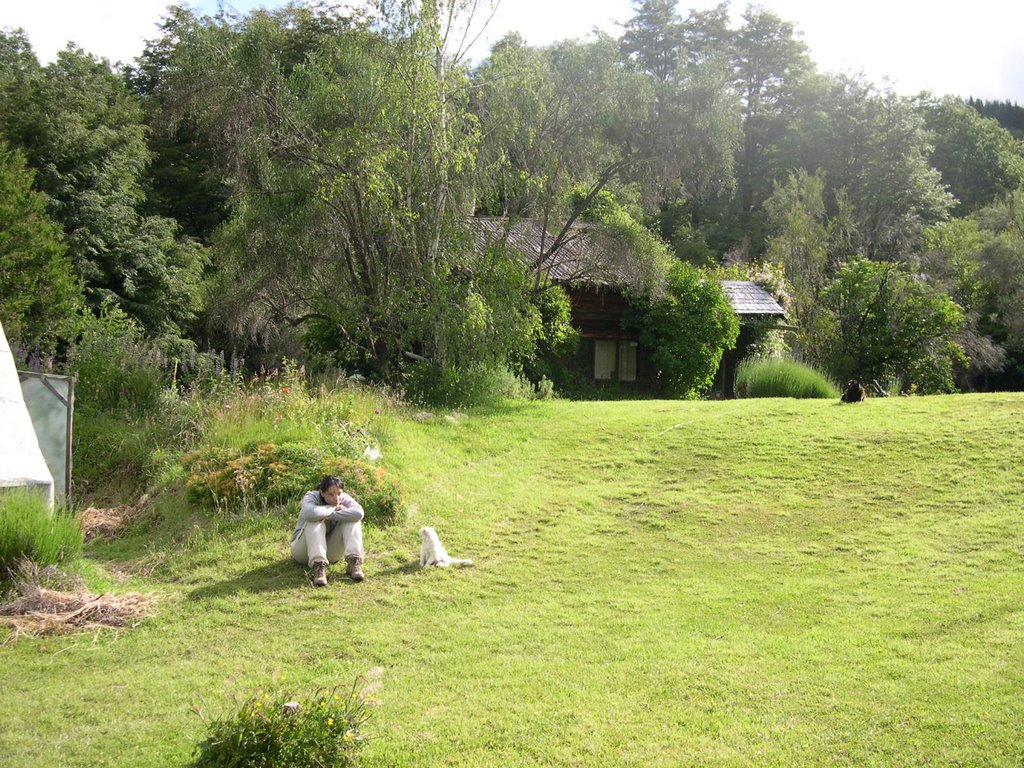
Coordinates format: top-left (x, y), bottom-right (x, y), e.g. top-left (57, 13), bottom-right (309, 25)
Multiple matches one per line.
top-left (2, 394), bottom-right (1023, 767)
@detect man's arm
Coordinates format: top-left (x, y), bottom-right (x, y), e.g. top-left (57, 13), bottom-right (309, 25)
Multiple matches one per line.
top-left (299, 492), bottom-right (336, 524)
top-left (329, 493), bottom-right (365, 523)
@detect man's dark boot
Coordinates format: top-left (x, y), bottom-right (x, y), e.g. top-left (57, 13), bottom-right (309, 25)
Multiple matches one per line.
top-left (311, 560), bottom-right (328, 587)
top-left (345, 555), bottom-right (365, 582)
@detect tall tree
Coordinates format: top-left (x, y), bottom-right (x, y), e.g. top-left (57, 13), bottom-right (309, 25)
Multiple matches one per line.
top-left (473, 33), bottom-right (666, 292)
top-left (0, 32), bottom-right (206, 335)
top-left (0, 142), bottom-right (83, 350)
top-left (620, 0), bottom-right (682, 83)
top-left (680, 2), bottom-right (732, 69)
top-left (165, 3), bottom-right (531, 378)
top-left (731, 6), bottom-right (813, 243)
top-left (474, 30), bottom-right (736, 292)
top-left (791, 76), bottom-right (954, 260)
top-left (923, 97), bottom-right (1024, 215)
top-left (763, 169), bottom-right (830, 329)
top-left (127, 5), bottom-right (232, 245)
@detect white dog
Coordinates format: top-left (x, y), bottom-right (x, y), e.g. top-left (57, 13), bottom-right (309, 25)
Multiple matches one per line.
top-left (419, 527), bottom-right (473, 568)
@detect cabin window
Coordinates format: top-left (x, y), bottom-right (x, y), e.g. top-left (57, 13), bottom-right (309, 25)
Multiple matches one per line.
top-left (618, 341), bottom-right (637, 382)
top-left (594, 339), bottom-right (637, 381)
top-left (594, 339), bottom-right (617, 380)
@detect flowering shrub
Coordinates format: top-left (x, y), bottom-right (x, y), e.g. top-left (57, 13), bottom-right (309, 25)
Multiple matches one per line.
top-left (68, 303), bottom-right (171, 414)
top-left (744, 261), bottom-right (793, 316)
top-left (192, 683), bottom-right (368, 768)
top-left (182, 444), bottom-right (404, 525)
top-left (718, 261), bottom-right (793, 360)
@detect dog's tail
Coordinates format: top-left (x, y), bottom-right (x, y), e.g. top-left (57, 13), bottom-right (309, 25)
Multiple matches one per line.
top-left (448, 558), bottom-right (473, 567)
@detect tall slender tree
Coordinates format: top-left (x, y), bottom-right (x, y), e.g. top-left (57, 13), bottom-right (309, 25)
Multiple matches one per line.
top-left (620, 0), bottom-right (682, 83)
top-left (0, 142), bottom-right (83, 350)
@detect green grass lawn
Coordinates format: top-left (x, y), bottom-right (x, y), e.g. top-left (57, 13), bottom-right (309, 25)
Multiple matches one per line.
top-left (2, 394), bottom-right (1023, 766)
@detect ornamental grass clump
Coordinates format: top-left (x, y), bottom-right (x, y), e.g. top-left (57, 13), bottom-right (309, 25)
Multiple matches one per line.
top-left (735, 357), bottom-right (839, 399)
top-left (192, 683), bottom-right (369, 768)
top-left (0, 490), bottom-right (82, 578)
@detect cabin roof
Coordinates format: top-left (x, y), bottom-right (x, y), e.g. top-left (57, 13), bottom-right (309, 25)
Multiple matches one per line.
top-left (720, 280), bottom-right (786, 315)
top-left (470, 216), bottom-right (640, 286)
top-left (471, 218), bottom-right (787, 317)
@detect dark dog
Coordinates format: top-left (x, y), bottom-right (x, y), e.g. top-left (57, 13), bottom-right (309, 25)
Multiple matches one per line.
top-left (840, 379), bottom-right (866, 403)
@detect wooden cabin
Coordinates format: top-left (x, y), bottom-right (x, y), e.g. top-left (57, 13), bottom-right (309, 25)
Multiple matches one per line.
top-left (470, 217), bottom-right (787, 394)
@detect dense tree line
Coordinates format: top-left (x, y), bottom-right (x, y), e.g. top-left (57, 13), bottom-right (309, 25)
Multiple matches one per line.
top-left (966, 97), bottom-right (1024, 139)
top-left (2, 0), bottom-right (1024, 397)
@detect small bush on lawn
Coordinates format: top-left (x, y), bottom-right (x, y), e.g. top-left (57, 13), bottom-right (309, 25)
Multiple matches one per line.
top-left (183, 445), bottom-right (404, 525)
top-left (192, 684), bottom-right (368, 768)
top-left (0, 490), bottom-right (82, 577)
top-left (404, 361), bottom-right (532, 408)
top-left (735, 357), bottom-right (839, 399)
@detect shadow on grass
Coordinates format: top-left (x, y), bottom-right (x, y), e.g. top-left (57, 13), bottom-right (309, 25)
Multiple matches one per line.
top-left (187, 557), bottom-right (423, 600)
top-left (187, 557), bottom-right (300, 601)
top-left (372, 560), bottom-right (420, 578)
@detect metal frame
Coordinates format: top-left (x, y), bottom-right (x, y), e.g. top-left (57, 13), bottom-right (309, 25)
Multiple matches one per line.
top-left (17, 371), bottom-right (75, 509)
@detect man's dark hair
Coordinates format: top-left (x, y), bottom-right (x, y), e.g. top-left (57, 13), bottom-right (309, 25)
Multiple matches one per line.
top-left (318, 475), bottom-right (342, 493)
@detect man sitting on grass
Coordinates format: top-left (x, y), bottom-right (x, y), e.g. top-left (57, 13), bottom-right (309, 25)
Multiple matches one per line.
top-left (290, 475), bottom-right (365, 586)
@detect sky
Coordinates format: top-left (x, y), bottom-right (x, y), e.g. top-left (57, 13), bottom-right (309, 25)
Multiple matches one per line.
top-left (3, 0), bottom-right (1023, 103)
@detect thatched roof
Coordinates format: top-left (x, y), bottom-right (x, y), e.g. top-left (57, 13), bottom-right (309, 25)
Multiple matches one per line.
top-left (470, 218), bottom-right (787, 317)
top-left (470, 216), bottom-right (643, 287)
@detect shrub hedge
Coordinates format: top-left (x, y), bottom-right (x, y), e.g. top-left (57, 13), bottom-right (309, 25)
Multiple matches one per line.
top-left (182, 443), bottom-right (404, 525)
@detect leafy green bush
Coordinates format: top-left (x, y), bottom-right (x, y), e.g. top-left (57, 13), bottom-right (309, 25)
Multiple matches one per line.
top-left (523, 284), bottom-right (580, 389)
top-left (183, 444), bottom-right (404, 525)
top-left (404, 361), bottom-right (531, 407)
top-left (626, 262), bottom-right (740, 398)
top-left (192, 684), bottom-right (368, 768)
top-left (735, 358), bottom-right (839, 399)
top-left (808, 259), bottom-right (966, 394)
top-left (0, 489), bottom-right (82, 577)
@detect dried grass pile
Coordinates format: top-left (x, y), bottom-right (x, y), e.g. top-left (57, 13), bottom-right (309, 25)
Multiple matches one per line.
top-left (80, 494), bottom-right (148, 542)
top-left (0, 561), bottom-right (155, 641)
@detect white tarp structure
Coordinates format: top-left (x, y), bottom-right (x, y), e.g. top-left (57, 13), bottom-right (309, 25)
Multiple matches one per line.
top-left (0, 320), bottom-right (54, 508)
